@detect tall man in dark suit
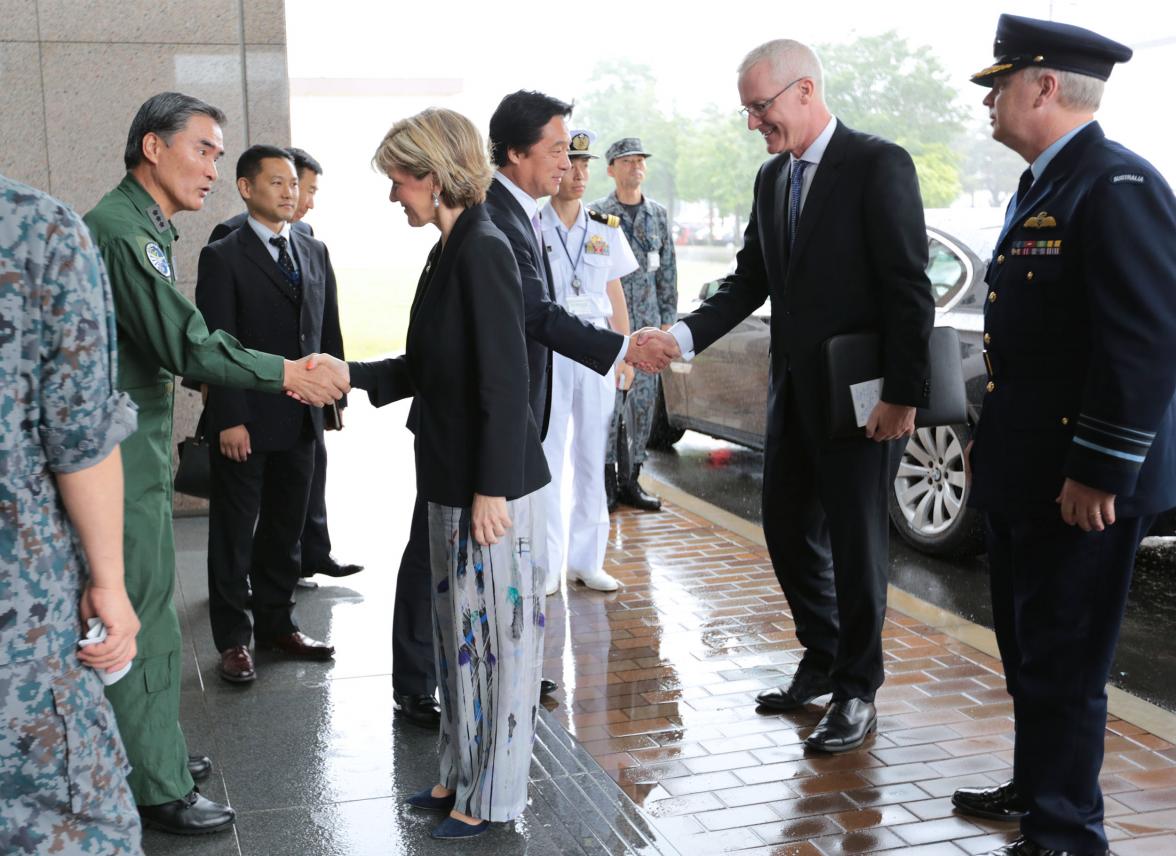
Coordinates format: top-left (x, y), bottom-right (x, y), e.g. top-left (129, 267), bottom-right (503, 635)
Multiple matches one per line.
top-left (947, 16), bottom-right (1176, 856)
top-left (197, 145), bottom-right (344, 683)
top-left (642, 39), bottom-right (934, 751)
top-left (207, 148), bottom-right (362, 588)
top-left (390, 91), bottom-right (665, 725)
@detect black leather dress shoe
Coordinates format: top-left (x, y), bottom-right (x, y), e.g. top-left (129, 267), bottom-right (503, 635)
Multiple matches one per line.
top-left (755, 670), bottom-right (833, 711)
top-left (540, 678), bottom-right (558, 696)
top-left (393, 691), bottom-right (441, 728)
top-left (138, 789), bottom-right (235, 835)
top-left (804, 698), bottom-right (877, 753)
top-left (953, 779), bottom-right (1028, 821)
top-left (307, 559), bottom-right (365, 578)
top-left (617, 466), bottom-right (662, 511)
top-left (269, 631), bottom-right (335, 660)
top-left (982, 836), bottom-right (1106, 856)
top-left (187, 754), bottom-right (212, 781)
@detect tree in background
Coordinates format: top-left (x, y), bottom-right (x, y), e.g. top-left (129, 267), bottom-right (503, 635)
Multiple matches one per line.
top-left (573, 59), bottom-right (679, 210)
top-left (677, 106), bottom-right (766, 241)
top-left (960, 124), bottom-right (1025, 207)
top-left (819, 32), bottom-right (968, 207)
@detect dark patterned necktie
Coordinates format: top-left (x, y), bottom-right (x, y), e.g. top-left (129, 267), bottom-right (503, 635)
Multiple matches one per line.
top-left (269, 235), bottom-right (302, 300)
top-left (788, 159), bottom-right (809, 249)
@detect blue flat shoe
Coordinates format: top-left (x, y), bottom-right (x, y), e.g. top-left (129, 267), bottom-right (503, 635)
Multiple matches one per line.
top-left (405, 788), bottom-right (456, 813)
top-left (431, 817), bottom-right (490, 839)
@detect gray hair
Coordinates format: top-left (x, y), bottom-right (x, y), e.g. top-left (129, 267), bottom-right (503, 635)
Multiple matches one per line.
top-left (1024, 67), bottom-right (1104, 112)
top-left (124, 92), bottom-right (226, 170)
top-left (738, 39), bottom-right (824, 94)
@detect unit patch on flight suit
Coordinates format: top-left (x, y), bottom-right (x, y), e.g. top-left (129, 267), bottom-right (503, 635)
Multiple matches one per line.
top-left (144, 242), bottom-right (171, 276)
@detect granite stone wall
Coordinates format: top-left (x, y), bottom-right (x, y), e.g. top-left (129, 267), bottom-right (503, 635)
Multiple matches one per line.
top-left (0, 0), bottom-right (292, 512)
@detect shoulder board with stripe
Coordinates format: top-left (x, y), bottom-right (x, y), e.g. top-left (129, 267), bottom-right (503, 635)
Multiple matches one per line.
top-left (587, 208), bottom-right (619, 228)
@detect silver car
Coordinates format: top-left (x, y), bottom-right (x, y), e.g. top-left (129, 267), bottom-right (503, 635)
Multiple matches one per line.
top-left (653, 210), bottom-right (1002, 557)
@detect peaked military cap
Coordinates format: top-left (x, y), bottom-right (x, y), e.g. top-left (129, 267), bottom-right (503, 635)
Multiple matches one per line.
top-left (605, 137), bottom-right (653, 164)
top-left (569, 129), bottom-right (599, 159)
top-left (971, 13), bottom-right (1133, 86)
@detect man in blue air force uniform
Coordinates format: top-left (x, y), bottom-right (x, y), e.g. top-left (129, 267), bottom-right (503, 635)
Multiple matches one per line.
top-left (951, 14), bottom-right (1176, 856)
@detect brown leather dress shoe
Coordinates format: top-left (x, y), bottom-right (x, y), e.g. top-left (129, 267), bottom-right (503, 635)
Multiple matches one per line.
top-left (269, 631), bottom-right (335, 660)
top-left (219, 646), bottom-right (256, 683)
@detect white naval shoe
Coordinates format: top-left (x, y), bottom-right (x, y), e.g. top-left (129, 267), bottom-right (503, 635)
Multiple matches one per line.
top-left (568, 568), bottom-right (620, 592)
top-left (545, 573), bottom-right (562, 596)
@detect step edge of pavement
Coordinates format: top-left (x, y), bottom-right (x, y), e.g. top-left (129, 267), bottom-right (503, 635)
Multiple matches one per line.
top-left (640, 472), bottom-right (1176, 746)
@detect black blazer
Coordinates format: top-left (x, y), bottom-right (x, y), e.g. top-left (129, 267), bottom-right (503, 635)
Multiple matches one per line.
top-left (682, 122), bottom-right (934, 442)
top-left (483, 177), bottom-right (623, 438)
top-left (349, 205), bottom-right (549, 506)
top-left (196, 224), bottom-right (343, 451)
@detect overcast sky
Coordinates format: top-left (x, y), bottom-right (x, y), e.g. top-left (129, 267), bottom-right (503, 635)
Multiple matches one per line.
top-left (285, 0), bottom-right (1175, 266)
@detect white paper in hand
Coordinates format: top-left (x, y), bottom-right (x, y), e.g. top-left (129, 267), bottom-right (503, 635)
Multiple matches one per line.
top-left (850, 378), bottom-right (884, 428)
top-left (78, 617), bottom-right (133, 685)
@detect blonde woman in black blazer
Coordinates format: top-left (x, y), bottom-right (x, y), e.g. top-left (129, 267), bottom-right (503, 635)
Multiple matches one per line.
top-left (348, 108), bottom-right (549, 840)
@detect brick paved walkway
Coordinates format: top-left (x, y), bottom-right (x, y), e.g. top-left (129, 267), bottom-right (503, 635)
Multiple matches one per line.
top-left (540, 502), bottom-right (1176, 855)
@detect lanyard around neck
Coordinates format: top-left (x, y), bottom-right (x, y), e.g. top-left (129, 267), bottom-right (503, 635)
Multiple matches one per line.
top-left (554, 215), bottom-right (589, 293)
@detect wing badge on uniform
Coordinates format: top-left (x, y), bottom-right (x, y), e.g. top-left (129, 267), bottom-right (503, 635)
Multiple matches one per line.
top-left (145, 242), bottom-right (172, 277)
top-left (586, 234), bottom-right (609, 255)
top-left (1023, 211), bottom-right (1057, 229)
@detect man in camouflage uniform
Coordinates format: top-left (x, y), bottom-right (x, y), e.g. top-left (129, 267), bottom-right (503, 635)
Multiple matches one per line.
top-left (592, 137), bottom-right (678, 511)
top-left (0, 173), bottom-right (143, 854)
top-left (84, 92), bottom-right (348, 835)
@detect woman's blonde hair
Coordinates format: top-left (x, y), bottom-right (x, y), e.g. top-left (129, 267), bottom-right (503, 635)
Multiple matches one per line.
top-left (373, 108), bottom-right (493, 208)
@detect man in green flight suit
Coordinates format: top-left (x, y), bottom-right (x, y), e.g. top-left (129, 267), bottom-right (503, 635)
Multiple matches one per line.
top-left (84, 92), bottom-right (350, 836)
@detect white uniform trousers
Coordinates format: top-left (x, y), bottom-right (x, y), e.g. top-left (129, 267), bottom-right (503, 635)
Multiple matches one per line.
top-left (542, 351), bottom-right (615, 587)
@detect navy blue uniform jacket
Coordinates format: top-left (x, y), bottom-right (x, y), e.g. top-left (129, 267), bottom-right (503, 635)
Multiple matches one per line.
top-left (969, 122), bottom-right (1176, 516)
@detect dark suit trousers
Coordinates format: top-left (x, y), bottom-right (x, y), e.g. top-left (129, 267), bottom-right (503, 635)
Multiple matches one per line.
top-left (761, 379), bottom-right (901, 702)
top-left (391, 495), bottom-right (436, 696)
top-left (208, 430), bottom-right (315, 650)
top-left (300, 431), bottom-right (332, 571)
top-left (986, 511), bottom-right (1151, 853)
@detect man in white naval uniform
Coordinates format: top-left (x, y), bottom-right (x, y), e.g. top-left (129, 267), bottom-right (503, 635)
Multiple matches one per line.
top-left (540, 129), bottom-right (638, 594)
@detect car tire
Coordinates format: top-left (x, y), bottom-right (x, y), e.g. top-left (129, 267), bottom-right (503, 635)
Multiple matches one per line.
top-left (888, 422), bottom-right (985, 557)
top-left (646, 383), bottom-right (685, 451)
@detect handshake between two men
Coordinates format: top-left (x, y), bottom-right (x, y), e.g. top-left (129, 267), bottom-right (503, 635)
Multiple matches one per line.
top-left (625, 326), bottom-right (681, 374)
top-left (283, 352), bottom-right (351, 406)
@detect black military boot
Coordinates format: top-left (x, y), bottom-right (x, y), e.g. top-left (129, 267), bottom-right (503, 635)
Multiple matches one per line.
top-left (605, 464), bottom-right (619, 513)
top-left (617, 465), bottom-right (662, 511)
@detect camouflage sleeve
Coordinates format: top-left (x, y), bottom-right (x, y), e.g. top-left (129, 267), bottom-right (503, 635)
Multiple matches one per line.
top-left (38, 206), bottom-right (137, 474)
top-left (100, 237), bottom-right (284, 392)
top-left (655, 206), bottom-right (679, 326)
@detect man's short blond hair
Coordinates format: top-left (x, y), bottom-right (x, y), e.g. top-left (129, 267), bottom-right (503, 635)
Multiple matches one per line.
top-left (1023, 66), bottom-right (1105, 112)
top-left (738, 39), bottom-right (824, 94)
top-left (373, 108), bottom-right (493, 208)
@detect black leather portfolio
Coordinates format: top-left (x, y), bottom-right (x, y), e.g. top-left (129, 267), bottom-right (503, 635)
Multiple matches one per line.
top-left (822, 326), bottom-right (967, 440)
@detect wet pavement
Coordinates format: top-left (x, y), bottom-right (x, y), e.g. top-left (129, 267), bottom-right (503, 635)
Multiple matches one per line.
top-left (644, 430), bottom-right (1176, 713)
top-left (150, 398), bottom-right (1176, 854)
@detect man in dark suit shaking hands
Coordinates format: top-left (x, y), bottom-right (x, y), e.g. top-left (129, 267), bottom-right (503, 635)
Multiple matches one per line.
top-left (197, 145), bottom-right (344, 683)
top-left (643, 39), bottom-right (934, 751)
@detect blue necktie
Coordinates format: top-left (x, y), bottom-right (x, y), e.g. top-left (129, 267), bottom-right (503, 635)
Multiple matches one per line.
top-left (998, 168), bottom-right (1035, 247)
top-left (788, 158), bottom-right (809, 249)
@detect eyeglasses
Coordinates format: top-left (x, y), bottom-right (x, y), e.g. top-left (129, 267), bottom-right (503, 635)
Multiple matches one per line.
top-left (739, 77), bottom-right (805, 119)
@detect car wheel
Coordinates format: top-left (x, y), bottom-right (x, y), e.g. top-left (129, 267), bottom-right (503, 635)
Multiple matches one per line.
top-left (888, 423), bottom-right (984, 557)
top-left (646, 383), bottom-right (685, 450)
